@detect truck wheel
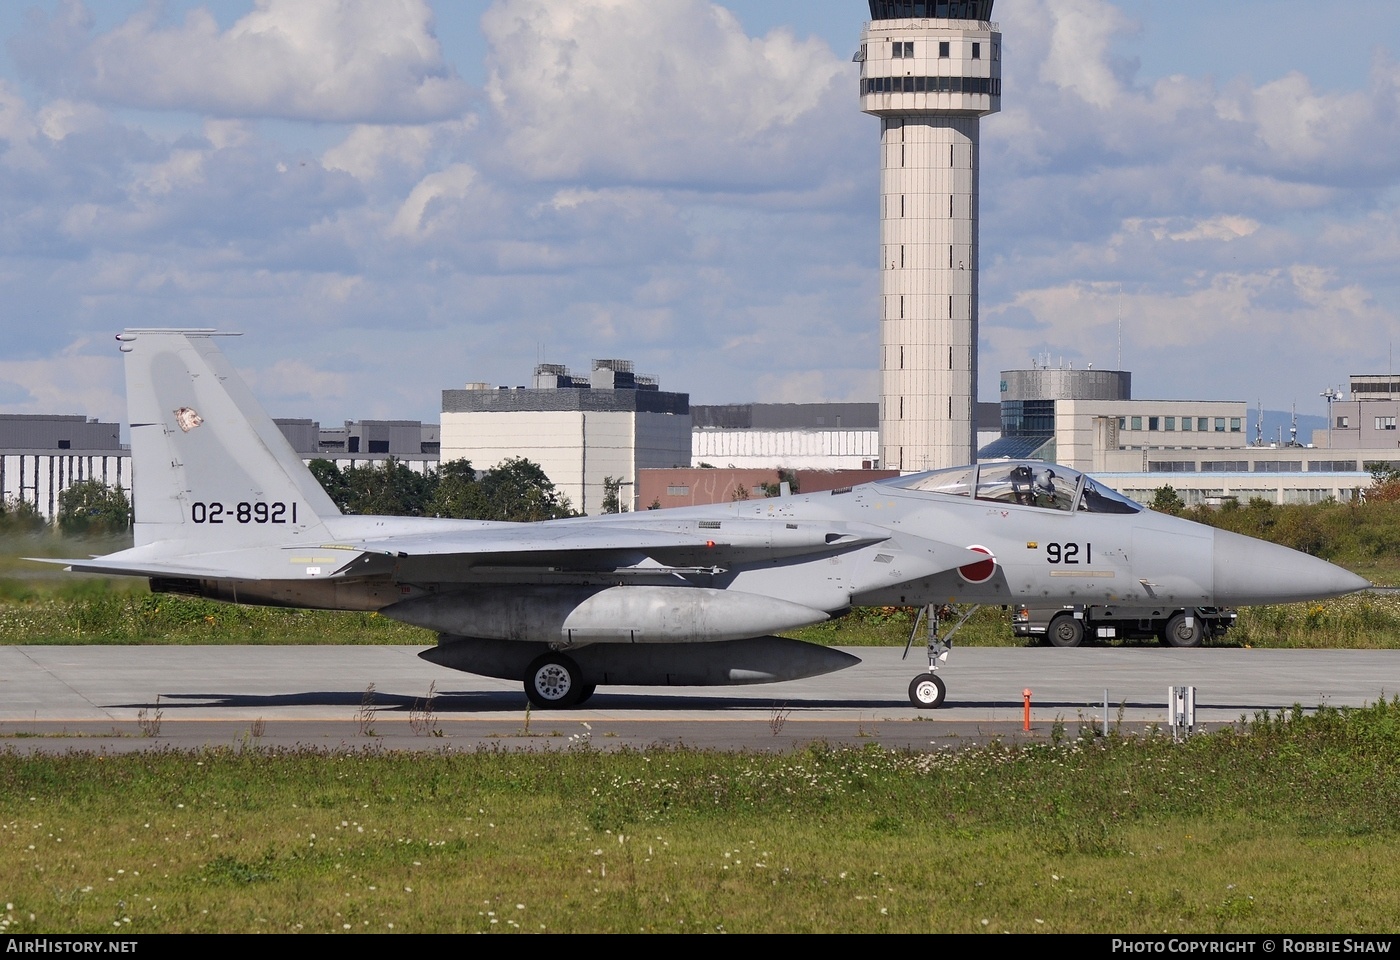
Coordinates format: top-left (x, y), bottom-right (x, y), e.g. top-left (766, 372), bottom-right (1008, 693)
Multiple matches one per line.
top-left (1047, 614), bottom-right (1085, 648)
top-left (1162, 612), bottom-right (1204, 648)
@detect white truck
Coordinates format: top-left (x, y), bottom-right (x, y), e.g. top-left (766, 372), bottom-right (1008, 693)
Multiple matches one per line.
top-left (1012, 604), bottom-right (1237, 647)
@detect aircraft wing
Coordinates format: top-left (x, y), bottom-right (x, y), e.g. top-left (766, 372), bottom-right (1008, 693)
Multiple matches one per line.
top-left (325, 517), bottom-right (899, 577)
top-left (328, 518), bottom-right (996, 584)
top-left (41, 518), bottom-right (991, 585)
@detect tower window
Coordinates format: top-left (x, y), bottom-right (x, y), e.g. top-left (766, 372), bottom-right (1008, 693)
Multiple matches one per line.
top-left (938, 41), bottom-right (949, 58)
top-left (892, 41), bottom-right (913, 58)
top-left (972, 43), bottom-right (981, 60)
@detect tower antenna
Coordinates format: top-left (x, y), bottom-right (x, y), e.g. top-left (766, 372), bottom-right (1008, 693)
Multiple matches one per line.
top-left (1117, 283), bottom-right (1123, 372)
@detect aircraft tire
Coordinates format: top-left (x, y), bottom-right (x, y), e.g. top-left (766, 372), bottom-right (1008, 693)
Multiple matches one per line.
top-left (908, 673), bottom-right (946, 709)
top-left (575, 684), bottom-right (597, 706)
top-left (1047, 614), bottom-right (1085, 648)
top-left (525, 653), bottom-right (585, 708)
top-left (1162, 612), bottom-right (1204, 648)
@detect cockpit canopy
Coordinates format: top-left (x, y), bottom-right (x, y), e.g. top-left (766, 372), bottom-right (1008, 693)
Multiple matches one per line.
top-left (878, 461), bottom-right (1142, 514)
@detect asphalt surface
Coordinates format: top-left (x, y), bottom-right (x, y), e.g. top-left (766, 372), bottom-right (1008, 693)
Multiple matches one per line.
top-left (2, 644), bottom-right (1396, 753)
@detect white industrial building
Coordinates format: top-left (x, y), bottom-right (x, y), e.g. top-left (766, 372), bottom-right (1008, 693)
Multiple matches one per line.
top-left (981, 366), bottom-right (1395, 505)
top-left (689, 401), bottom-right (1002, 470)
top-left (276, 419), bottom-right (439, 474)
top-left (0, 415), bottom-right (439, 523)
top-left (691, 403), bottom-right (880, 470)
top-left (0, 414), bottom-right (129, 521)
top-left (440, 360), bottom-right (690, 515)
top-left (859, 0), bottom-right (1001, 472)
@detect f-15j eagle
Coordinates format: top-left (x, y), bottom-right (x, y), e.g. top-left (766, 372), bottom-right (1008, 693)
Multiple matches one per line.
top-left (59, 330), bottom-right (1369, 709)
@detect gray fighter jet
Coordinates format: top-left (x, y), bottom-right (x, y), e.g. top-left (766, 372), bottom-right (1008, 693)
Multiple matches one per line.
top-left (58, 330), bottom-right (1369, 709)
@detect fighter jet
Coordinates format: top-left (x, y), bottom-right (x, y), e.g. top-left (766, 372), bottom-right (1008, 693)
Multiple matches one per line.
top-left (57, 330), bottom-right (1369, 709)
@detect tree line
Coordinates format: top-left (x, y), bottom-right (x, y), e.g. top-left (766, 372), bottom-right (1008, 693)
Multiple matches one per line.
top-left (14, 456), bottom-right (584, 536)
top-left (307, 457), bottom-right (578, 521)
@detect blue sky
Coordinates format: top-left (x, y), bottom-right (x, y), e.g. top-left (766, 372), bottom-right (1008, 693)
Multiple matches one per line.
top-left (0, 0), bottom-right (1397, 427)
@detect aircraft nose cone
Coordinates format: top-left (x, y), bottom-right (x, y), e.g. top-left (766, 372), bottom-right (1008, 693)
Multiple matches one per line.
top-left (1213, 528), bottom-right (1370, 604)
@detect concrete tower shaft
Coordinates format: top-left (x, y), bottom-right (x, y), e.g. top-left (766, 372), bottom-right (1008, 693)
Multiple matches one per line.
top-left (859, 3), bottom-right (1000, 472)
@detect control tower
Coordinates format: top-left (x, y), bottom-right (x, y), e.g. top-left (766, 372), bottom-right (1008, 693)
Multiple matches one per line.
top-left (858, 1), bottom-right (1001, 471)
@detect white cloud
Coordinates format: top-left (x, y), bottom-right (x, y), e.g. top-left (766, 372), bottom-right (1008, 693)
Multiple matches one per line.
top-left (0, 346), bottom-right (123, 422)
top-left (390, 163), bottom-right (478, 237)
top-left (1037, 0), bottom-right (1132, 109)
top-left (481, 0), bottom-right (853, 183)
top-left (0, 81), bottom-right (42, 170)
top-left (322, 119), bottom-right (473, 181)
top-left (1120, 215), bottom-right (1260, 244)
top-left (240, 359), bottom-right (353, 409)
top-left (35, 99), bottom-right (104, 142)
top-left (28, 0), bottom-right (471, 123)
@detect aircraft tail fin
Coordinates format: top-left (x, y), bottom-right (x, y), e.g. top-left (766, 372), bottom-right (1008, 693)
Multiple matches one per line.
top-left (118, 329), bottom-right (340, 547)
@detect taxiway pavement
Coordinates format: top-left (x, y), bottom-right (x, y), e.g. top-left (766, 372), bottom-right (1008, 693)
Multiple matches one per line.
top-left (1, 645), bottom-right (1394, 753)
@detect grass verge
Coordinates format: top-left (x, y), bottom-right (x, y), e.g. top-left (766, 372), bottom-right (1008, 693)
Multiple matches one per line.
top-left (2, 700), bottom-right (1399, 933)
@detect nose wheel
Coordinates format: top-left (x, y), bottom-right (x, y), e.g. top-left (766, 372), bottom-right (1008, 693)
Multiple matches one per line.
top-left (903, 603), bottom-right (979, 709)
top-left (908, 673), bottom-right (946, 708)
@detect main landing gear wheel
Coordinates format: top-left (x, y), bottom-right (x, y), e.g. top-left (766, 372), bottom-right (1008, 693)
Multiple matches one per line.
top-left (1047, 613), bottom-right (1085, 648)
top-left (908, 673), bottom-right (946, 709)
top-left (525, 652), bottom-right (585, 708)
top-left (1161, 611), bottom-right (1205, 648)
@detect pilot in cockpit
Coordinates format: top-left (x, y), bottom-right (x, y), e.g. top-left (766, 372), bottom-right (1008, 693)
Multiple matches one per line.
top-left (1031, 468), bottom-right (1057, 506)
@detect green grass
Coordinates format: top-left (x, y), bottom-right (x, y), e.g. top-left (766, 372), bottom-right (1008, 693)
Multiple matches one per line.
top-left (3, 700), bottom-right (1400, 933)
top-left (0, 582), bottom-right (425, 646)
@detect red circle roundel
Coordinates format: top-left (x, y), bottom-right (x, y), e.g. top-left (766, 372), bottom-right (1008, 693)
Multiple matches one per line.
top-left (958, 545), bottom-right (997, 584)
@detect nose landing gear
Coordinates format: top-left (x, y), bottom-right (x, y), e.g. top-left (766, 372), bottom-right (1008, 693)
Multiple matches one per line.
top-left (903, 603), bottom-right (980, 709)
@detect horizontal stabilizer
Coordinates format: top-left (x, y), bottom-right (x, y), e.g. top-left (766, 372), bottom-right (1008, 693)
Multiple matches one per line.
top-left (38, 544), bottom-right (364, 582)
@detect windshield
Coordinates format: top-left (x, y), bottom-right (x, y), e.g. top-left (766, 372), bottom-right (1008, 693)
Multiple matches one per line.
top-left (880, 462), bottom-right (1142, 514)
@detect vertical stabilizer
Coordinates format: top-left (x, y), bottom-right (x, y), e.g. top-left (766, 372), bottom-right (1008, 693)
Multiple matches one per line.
top-left (118, 329), bottom-right (339, 547)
